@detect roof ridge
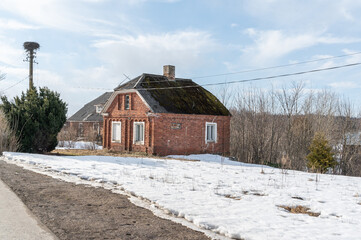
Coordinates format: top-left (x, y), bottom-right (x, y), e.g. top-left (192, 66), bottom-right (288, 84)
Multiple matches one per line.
top-left (142, 73), bottom-right (192, 81)
top-left (134, 74), bottom-right (144, 88)
top-left (68, 92), bottom-right (113, 121)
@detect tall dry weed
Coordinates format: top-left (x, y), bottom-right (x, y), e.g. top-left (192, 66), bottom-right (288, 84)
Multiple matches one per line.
top-left (0, 110), bottom-right (18, 154)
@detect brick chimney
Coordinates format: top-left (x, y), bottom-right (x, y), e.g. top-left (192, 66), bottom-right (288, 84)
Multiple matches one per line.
top-left (163, 65), bottom-right (175, 80)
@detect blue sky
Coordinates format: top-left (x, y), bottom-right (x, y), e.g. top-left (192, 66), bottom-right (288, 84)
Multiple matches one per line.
top-left (0, 0), bottom-right (361, 116)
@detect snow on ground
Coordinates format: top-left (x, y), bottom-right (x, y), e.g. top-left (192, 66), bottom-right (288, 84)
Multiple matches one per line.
top-left (2, 152), bottom-right (361, 240)
top-left (56, 141), bottom-right (102, 150)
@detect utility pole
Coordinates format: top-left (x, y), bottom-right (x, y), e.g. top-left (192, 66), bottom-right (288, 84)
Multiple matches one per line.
top-left (23, 42), bottom-right (40, 89)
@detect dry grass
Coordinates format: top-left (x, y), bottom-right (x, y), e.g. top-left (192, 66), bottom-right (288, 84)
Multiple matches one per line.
top-left (0, 110), bottom-right (18, 154)
top-left (224, 194), bottom-right (241, 200)
top-left (49, 149), bottom-right (199, 162)
top-left (50, 149), bottom-right (146, 157)
top-left (242, 190), bottom-right (267, 196)
top-left (278, 205), bottom-right (320, 217)
top-left (252, 192), bottom-right (267, 196)
top-left (216, 193), bottom-right (241, 200)
top-left (292, 196), bottom-right (304, 200)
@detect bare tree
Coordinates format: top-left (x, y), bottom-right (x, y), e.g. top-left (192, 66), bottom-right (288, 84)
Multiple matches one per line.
top-left (333, 98), bottom-right (361, 176)
top-left (275, 82), bottom-right (305, 169)
top-left (0, 110), bottom-right (18, 154)
top-left (229, 82), bottom-right (361, 176)
top-left (217, 83), bottom-right (234, 109)
top-left (231, 86), bottom-right (282, 166)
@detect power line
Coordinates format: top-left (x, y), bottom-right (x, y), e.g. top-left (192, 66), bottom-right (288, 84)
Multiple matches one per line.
top-left (190, 51), bottom-right (361, 79)
top-left (136, 62), bottom-right (361, 91)
top-left (72, 61), bottom-right (361, 92)
top-left (0, 76), bottom-right (29, 92)
top-left (114, 50), bottom-right (361, 85)
top-left (0, 73), bottom-right (6, 81)
top-left (75, 86), bottom-right (113, 91)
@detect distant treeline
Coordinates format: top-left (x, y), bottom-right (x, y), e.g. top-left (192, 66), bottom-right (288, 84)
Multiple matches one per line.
top-left (223, 82), bottom-right (361, 176)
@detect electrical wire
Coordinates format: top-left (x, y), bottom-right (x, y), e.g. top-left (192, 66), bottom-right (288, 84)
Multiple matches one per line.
top-left (74, 62), bottom-right (361, 91)
top-left (190, 51), bottom-right (361, 79)
top-left (116, 50), bottom-right (361, 85)
top-left (0, 76), bottom-right (29, 92)
top-left (76, 86), bottom-right (114, 91)
top-left (135, 62), bottom-right (361, 91)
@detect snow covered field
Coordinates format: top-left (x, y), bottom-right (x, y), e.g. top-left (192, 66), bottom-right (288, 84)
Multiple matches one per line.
top-left (2, 152), bottom-right (361, 240)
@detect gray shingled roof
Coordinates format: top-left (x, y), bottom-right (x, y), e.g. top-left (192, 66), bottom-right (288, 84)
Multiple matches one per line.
top-left (68, 92), bottom-right (112, 122)
top-left (114, 74), bottom-right (230, 116)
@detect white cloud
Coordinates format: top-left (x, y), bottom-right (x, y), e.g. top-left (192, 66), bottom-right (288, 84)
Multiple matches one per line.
top-left (342, 49), bottom-right (361, 64)
top-left (127, 0), bottom-right (180, 4)
top-left (329, 81), bottom-right (359, 89)
top-left (244, 0), bottom-right (361, 28)
top-left (0, 41), bottom-right (24, 66)
top-left (92, 31), bottom-right (217, 77)
top-left (0, 18), bottom-right (39, 30)
top-left (240, 29), bottom-right (361, 66)
top-left (0, 0), bottom-right (97, 32)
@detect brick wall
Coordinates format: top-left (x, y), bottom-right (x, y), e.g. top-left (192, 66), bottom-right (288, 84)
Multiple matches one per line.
top-left (152, 113), bottom-right (230, 156)
top-left (103, 92), bottom-right (152, 153)
top-left (66, 121), bottom-right (102, 141)
top-left (103, 91), bottom-right (231, 156)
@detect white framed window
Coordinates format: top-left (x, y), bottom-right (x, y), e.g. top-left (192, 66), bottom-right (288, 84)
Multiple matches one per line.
top-left (205, 122), bottom-right (217, 143)
top-left (111, 121), bottom-right (121, 142)
top-left (133, 122), bottom-right (145, 144)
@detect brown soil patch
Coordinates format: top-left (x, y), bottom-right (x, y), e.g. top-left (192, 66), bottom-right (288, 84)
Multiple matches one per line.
top-left (50, 149), bottom-right (147, 157)
top-left (50, 149), bottom-right (199, 162)
top-left (278, 205), bottom-right (320, 217)
top-left (0, 160), bottom-right (209, 240)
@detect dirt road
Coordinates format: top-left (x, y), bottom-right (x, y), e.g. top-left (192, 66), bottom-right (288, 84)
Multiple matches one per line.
top-left (0, 160), bottom-right (210, 240)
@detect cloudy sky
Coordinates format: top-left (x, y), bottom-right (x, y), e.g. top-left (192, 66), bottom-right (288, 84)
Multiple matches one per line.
top-left (0, 0), bottom-right (361, 115)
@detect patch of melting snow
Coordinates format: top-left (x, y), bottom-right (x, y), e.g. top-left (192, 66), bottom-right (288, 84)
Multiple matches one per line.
top-left (2, 152), bottom-right (361, 240)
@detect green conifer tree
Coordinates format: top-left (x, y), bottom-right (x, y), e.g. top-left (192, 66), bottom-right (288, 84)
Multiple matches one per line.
top-left (0, 87), bottom-right (67, 153)
top-left (307, 132), bottom-right (337, 173)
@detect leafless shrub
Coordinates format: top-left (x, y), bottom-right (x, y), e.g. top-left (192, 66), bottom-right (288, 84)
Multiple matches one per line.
top-left (0, 110), bottom-right (19, 154)
top-left (84, 130), bottom-right (99, 150)
top-left (57, 124), bottom-right (77, 148)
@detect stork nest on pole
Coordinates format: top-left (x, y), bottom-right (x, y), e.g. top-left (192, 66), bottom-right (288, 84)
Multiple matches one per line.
top-left (23, 42), bottom-right (40, 51)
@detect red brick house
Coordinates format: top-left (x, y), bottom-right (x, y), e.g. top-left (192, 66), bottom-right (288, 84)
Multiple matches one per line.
top-left (101, 65), bottom-right (231, 156)
top-left (65, 92), bottom-right (112, 141)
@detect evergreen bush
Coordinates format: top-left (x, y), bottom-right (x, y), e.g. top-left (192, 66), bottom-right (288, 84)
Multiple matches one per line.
top-left (307, 132), bottom-right (337, 173)
top-left (0, 87), bottom-right (67, 153)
